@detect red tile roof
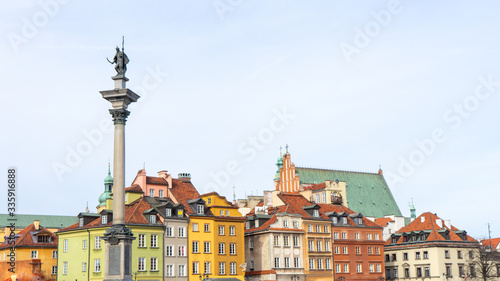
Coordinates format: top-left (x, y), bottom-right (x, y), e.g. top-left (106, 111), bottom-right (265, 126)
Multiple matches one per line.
top-left (125, 184), bottom-right (144, 193)
top-left (303, 182), bottom-right (326, 191)
top-left (277, 193), bottom-right (329, 219)
top-left (146, 176), bottom-right (168, 185)
top-left (318, 203), bottom-right (381, 228)
top-left (374, 217), bottom-right (394, 227)
top-left (0, 223), bottom-right (57, 249)
top-left (169, 178), bottom-right (214, 215)
top-left (481, 238), bottom-right (500, 249)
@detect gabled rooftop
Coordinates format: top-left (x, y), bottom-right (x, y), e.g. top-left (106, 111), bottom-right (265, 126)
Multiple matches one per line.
top-left (0, 222), bottom-right (57, 249)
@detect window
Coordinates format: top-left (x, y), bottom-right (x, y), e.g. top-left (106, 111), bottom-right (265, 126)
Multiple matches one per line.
top-left (342, 217), bottom-right (347, 224)
top-left (324, 225), bottom-right (329, 233)
top-left (416, 252), bottom-right (421, 259)
top-left (309, 240), bottom-right (314, 251)
top-left (334, 232), bottom-right (339, 239)
top-left (283, 220), bottom-right (289, 228)
top-left (356, 247), bottom-right (360, 254)
top-left (249, 240), bottom-right (254, 249)
top-left (344, 264), bottom-right (349, 273)
top-left (385, 254), bottom-right (390, 262)
top-left (470, 264), bottom-right (476, 277)
top-left (369, 264), bottom-right (374, 273)
top-left (230, 262), bottom-right (236, 275)
top-left (294, 257), bottom-right (300, 268)
top-left (293, 221), bottom-right (299, 228)
top-left (308, 225), bottom-right (313, 232)
top-left (166, 264), bottom-right (174, 276)
top-left (179, 227), bottom-right (185, 237)
top-left (52, 265), bottom-right (57, 275)
top-left (229, 226), bottom-right (235, 235)
top-left (275, 257), bottom-right (280, 268)
top-left (458, 250), bottom-right (463, 259)
top-left (178, 245), bottom-right (186, 256)
top-left (101, 215), bottom-right (107, 224)
top-left (193, 262), bottom-right (199, 274)
top-left (313, 210), bottom-right (319, 217)
top-left (166, 226), bottom-right (173, 237)
top-left (219, 226), bottom-right (225, 235)
top-left (226, 210), bottom-right (230, 216)
top-left (207, 198), bottom-right (211, 204)
top-left (375, 247), bottom-right (380, 254)
top-left (326, 258), bottom-right (331, 269)
top-left (355, 233), bottom-right (360, 240)
top-left (166, 246), bottom-right (174, 256)
top-left (95, 236), bottom-right (101, 249)
top-left (139, 234), bottom-right (146, 247)
top-left (284, 235), bottom-right (290, 246)
top-left (293, 236), bottom-right (299, 247)
top-left (368, 247), bottom-right (373, 254)
top-left (138, 257), bottom-right (145, 271)
top-left (151, 257), bottom-right (158, 271)
top-left (204, 223), bottom-right (210, 232)
top-left (274, 235), bottom-right (280, 246)
top-left (469, 251), bottom-right (474, 259)
top-left (446, 265), bottom-right (451, 277)
top-left (315, 194), bottom-right (320, 202)
top-left (246, 222), bottom-right (250, 229)
top-left (367, 233), bottom-right (372, 240)
top-left (64, 239), bottom-right (68, 252)
top-left (204, 242), bottom-right (212, 253)
top-left (459, 265), bottom-right (464, 277)
top-left (197, 205), bottom-right (204, 214)
top-left (150, 214), bottom-right (156, 223)
top-left (403, 252), bottom-right (408, 260)
top-left (94, 259), bottom-right (101, 272)
top-left (445, 250), bottom-right (450, 259)
top-left (393, 268), bottom-right (398, 278)
top-left (178, 264), bottom-right (186, 276)
top-left (316, 225), bottom-right (321, 232)
top-left (151, 234), bottom-right (157, 247)
top-left (37, 235), bottom-right (50, 243)
top-left (220, 210), bottom-right (224, 216)
top-left (31, 250), bottom-right (38, 259)
top-left (52, 250), bottom-right (57, 259)
top-left (404, 268), bottom-right (410, 277)
top-left (422, 250), bottom-right (428, 259)
top-left (377, 264), bottom-right (381, 272)
top-left (343, 246), bottom-right (348, 254)
top-left (325, 240), bottom-right (330, 251)
top-left (335, 246), bottom-right (340, 254)
top-left (82, 239), bottom-right (87, 250)
top-left (158, 189), bottom-right (163, 198)
top-left (165, 208), bottom-right (172, 216)
top-left (392, 253), bottom-right (397, 261)
top-left (322, 192), bottom-right (326, 203)
top-left (317, 259), bottom-right (323, 269)
top-left (205, 262), bottom-right (211, 274)
top-left (425, 266), bottom-right (431, 277)
top-left (63, 261), bottom-right (68, 275)
top-left (219, 262), bottom-right (226, 274)
top-left (284, 257), bottom-right (290, 268)
top-left (150, 189), bottom-right (154, 197)
top-left (309, 258), bottom-right (314, 269)
top-left (192, 241), bottom-right (199, 253)
top-left (357, 264), bottom-right (362, 273)
top-left (336, 264), bottom-right (341, 273)
top-left (219, 243), bottom-right (225, 254)
top-left (332, 217), bottom-right (338, 224)
top-left (229, 243), bottom-right (236, 255)
top-left (375, 233), bottom-right (379, 240)
top-left (79, 217), bottom-right (84, 227)
top-left (341, 232), bottom-right (347, 239)
top-left (193, 223), bottom-right (198, 231)
top-left (250, 261), bottom-right (255, 270)
top-left (417, 267), bottom-right (422, 277)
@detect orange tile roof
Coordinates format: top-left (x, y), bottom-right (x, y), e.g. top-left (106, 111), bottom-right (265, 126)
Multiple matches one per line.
top-left (125, 184), bottom-right (144, 193)
top-left (481, 238), bottom-right (500, 249)
top-left (0, 223), bottom-right (57, 249)
top-left (277, 193), bottom-right (329, 219)
top-left (146, 176), bottom-right (168, 185)
top-left (303, 182), bottom-right (326, 191)
top-left (392, 212), bottom-right (477, 244)
top-left (374, 217), bottom-right (394, 227)
top-left (169, 178), bottom-right (214, 215)
top-left (318, 203), bottom-right (381, 228)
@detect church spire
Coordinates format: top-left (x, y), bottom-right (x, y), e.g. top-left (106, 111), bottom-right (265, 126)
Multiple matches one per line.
top-left (410, 199), bottom-right (416, 219)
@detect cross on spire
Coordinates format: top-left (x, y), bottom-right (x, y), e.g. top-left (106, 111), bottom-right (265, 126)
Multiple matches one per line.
top-left (285, 144), bottom-right (289, 153)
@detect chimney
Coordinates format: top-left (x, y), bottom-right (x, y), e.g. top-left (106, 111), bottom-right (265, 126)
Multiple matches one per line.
top-left (436, 219), bottom-right (443, 228)
top-left (444, 220), bottom-right (451, 229)
top-left (158, 170), bottom-right (169, 178)
top-left (178, 173), bottom-right (191, 182)
top-left (34, 220), bottom-right (40, 230)
top-left (421, 216), bottom-right (425, 223)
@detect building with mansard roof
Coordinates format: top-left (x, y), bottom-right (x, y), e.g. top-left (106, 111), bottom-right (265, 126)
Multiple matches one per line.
top-left (384, 212), bottom-right (479, 281)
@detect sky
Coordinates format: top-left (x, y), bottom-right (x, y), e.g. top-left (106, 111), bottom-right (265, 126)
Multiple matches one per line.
top-left (1, 1), bottom-right (499, 239)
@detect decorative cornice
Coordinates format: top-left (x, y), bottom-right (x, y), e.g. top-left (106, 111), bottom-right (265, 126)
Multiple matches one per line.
top-left (109, 108), bottom-right (130, 125)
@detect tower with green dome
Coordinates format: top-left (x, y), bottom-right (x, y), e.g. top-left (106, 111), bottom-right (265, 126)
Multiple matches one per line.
top-left (97, 164), bottom-right (113, 212)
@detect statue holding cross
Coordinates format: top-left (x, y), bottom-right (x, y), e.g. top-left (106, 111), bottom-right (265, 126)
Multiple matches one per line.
top-left (107, 37), bottom-right (129, 78)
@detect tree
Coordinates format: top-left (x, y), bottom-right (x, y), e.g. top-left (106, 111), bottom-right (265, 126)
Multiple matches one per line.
top-left (467, 246), bottom-right (500, 281)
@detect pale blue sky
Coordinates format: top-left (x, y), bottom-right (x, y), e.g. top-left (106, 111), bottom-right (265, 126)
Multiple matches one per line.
top-left (1, 1), bottom-right (499, 238)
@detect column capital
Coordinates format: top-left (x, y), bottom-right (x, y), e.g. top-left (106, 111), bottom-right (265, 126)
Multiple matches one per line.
top-left (109, 108), bottom-right (130, 125)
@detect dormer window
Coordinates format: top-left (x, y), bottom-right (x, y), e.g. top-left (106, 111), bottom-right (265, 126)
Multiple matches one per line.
top-left (220, 210), bottom-right (224, 216)
top-left (332, 217), bottom-right (338, 224)
top-left (313, 210), bottom-right (319, 217)
top-left (197, 205), bottom-right (204, 214)
top-left (79, 217), bottom-right (84, 227)
top-left (166, 208), bottom-right (172, 217)
top-left (357, 218), bottom-right (363, 225)
top-left (342, 217), bottom-right (347, 224)
top-left (37, 236), bottom-right (50, 243)
top-left (101, 215), bottom-right (107, 224)
top-left (150, 215), bottom-right (156, 224)
top-left (207, 198), bottom-right (211, 205)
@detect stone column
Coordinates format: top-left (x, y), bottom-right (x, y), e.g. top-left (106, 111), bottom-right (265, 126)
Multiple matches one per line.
top-left (100, 76), bottom-right (139, 281)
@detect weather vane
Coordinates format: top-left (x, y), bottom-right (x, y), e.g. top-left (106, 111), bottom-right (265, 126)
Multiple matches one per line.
top-left (107, 36), bottom-right (129, 78)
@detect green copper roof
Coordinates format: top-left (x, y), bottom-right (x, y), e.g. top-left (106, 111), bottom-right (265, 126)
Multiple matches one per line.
top-left (104, 163), bottom-right (113, 184)
top-left (296, 167), bottom-right (402, 218)
top-left (0, 214), bottom-right (78, 228)
top-left (98, 191), bottom-right (112, 205)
